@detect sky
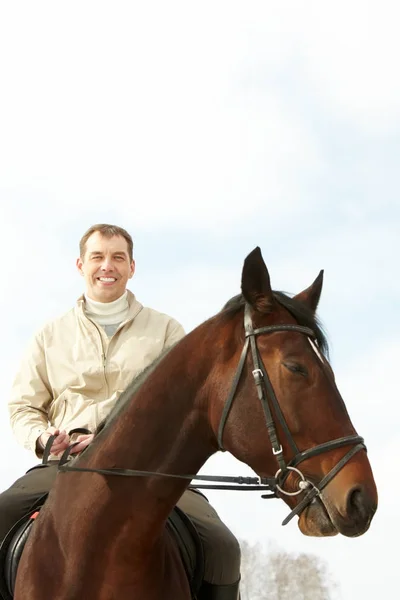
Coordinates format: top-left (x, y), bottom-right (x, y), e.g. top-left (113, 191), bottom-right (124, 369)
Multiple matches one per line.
top-left (0, 1), bottom-right (399, 598)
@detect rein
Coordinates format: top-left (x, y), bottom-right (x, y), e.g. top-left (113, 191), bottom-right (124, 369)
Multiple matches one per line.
top-left (53, 436), bottom-right (276, 494)
top-left (56, 304), bottom-right (366, 526)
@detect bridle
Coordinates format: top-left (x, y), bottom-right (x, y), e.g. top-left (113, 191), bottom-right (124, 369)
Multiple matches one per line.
top-left (58, 303), bottom-right (366, 527)
top-left (217, 303), bottom-right (365, 525)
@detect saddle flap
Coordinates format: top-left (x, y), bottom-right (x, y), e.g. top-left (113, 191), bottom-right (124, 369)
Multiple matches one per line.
top-left (167, 505), bottom-right (204, 598)
top-left (1, 504), bottom-right (205, 600)
top-left (0, 510), bottom-right (39, 600)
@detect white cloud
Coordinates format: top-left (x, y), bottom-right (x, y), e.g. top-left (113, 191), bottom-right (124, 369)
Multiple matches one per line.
top-left (299, 1), bottom-right (400, 133)
top-left (0, 2), bottom-right (326, 231)
top-left (337, 339), bottom-right (400, 445)
top-left (1, 1), bottom-right (399, 236)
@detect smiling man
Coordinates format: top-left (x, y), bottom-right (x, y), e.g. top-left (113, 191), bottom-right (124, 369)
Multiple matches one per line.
top-left (78, 229), bottom-right (136, 304)
top-left (0, 224), bottom-right (241, 600)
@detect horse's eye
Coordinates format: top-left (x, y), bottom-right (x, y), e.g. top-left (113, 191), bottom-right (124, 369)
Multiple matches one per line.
top-left (283, 362), bottom-right (308, 377)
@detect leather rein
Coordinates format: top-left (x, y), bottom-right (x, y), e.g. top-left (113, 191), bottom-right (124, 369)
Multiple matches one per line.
top-left (55, 303), bottom-right (365, 526)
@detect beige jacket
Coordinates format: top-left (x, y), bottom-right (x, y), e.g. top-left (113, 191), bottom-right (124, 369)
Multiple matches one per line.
top-left (9, 291), bottom-right (185, 456)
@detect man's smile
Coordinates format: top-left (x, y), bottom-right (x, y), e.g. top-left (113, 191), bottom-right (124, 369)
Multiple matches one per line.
top-left (97, 276), bottom-right (117, 285)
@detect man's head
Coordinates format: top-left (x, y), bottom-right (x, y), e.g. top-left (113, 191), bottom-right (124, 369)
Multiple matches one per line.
top-left (77, 224), bottom-right (135, 302)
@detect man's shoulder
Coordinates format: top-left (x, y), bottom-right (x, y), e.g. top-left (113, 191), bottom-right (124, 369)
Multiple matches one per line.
top-left (139, 305), bottom-right (182, 328)
top-left (34, 304), bottom-right (79, 338)
top-left (127, 291), bottom-right (181, 328)
top-left (135, 305), bottom-right (185, 345)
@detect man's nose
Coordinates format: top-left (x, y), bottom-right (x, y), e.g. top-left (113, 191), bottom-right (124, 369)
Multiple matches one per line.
top-left (100, 259), bottom-right (114, 270)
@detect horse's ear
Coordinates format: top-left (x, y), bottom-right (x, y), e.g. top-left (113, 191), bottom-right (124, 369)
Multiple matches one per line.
top-left (293, 270), bottom-right (324, 313)
top-left (241, 247), bottom-right (274, 313)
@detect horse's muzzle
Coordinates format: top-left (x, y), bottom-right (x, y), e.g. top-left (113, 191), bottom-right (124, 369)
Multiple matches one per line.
top-left (298, 484), bottom-right (378, 538)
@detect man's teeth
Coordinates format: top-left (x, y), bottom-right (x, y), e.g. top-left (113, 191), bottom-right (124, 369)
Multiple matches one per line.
top-left (98, 277), bottom-right (116, 282)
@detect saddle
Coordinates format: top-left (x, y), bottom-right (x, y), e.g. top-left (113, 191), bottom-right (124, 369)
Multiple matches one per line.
top-left (0, 501), bottom-right (205, 600)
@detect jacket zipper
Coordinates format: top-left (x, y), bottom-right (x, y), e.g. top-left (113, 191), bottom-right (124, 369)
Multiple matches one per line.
top-left (77, 300), bottom-right (143, 430)
top-left (83, 308), bottom-right (142, 399)
top-left (88, 321), bottom-right (109, 398)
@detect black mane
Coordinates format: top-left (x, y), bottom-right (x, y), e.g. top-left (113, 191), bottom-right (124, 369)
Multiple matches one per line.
top-left (222, 292), bottom-right (329, 357)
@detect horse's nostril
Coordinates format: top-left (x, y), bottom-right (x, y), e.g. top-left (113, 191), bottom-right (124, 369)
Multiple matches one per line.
top-left (347, 487), bottom-right (371, 521)
top-left (349, 488), bottom-right (361, 509)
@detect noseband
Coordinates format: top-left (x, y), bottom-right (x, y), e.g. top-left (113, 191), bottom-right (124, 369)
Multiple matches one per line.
top-left (58, 303), bottom-right (366, 527)
top-left (217, 303), bottom-right (366, 525)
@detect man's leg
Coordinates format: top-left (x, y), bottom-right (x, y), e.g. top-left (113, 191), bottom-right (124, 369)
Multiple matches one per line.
top-left (0, 463), bottom-right (59, 543)
top-left (177, 489), bottom-right (241, 599)
top-left (0, 463), bottom-right (59, 599)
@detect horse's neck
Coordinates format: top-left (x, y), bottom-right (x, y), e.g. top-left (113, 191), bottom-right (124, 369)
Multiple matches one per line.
top-left (83, 338), bottom-right (215, 529)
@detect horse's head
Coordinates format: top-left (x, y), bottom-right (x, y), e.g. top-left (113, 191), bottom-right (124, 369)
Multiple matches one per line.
top-left (211, 247), bottom-right (377, 538)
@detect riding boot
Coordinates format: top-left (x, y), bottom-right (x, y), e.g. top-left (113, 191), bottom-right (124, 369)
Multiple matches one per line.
top-left (197, 580), bottom-right (240, 599)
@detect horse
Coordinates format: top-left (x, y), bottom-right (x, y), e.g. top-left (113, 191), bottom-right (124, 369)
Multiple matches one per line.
top-left (14, 248), bottom-right (378, 600)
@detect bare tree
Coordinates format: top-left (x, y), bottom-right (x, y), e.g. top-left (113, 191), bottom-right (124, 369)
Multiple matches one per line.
top-left (240, 540), bottom-right (338, 600)
top-left (240, 540), bottom-right (270, 600)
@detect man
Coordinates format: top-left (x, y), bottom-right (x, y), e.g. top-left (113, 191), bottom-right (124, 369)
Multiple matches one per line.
top-left (0, 224), bottom-right (241, 599)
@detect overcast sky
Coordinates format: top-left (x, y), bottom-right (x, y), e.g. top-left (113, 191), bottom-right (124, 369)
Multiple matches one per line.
top-left (1, 2), bottom-right (399, 598)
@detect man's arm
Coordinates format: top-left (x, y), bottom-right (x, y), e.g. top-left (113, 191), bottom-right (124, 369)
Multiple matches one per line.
top-left (164, 319), bottom-right (186, 349)
top-left (8, 331), bottom-right (53, 457)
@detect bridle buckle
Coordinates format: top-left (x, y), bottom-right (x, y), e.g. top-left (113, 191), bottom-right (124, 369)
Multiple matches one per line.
top-left (252, 368), bottom-right (263, 383)
top-left (272, 445), bottom-right (283, 456)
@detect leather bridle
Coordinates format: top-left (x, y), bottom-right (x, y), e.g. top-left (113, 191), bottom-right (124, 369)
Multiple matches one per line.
top-left (57, 303), bottom-right (366, 527)
top-left (217, 303), bottom-right (365, 525)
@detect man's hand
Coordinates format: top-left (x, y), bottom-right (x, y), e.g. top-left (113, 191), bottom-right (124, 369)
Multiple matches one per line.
top-left (37, 428), bottom-right (94, 457)
top-left (69, 433), bottom-right (94, 454)
top-left (38, 427), bottom-right (70, 457)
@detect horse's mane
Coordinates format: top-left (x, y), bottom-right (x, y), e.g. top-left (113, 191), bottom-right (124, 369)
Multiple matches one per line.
top-left (95, 290), bottom-right (328, 436)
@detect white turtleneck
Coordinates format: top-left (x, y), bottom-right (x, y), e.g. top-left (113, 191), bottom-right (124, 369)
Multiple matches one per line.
top-left (84, 291), bottom-right (129, 337)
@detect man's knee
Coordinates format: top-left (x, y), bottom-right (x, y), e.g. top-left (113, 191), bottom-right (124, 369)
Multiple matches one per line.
top-left (201, 520), bottom-right (241, 584)
top-left (177, 490), bottom-right (241, 585)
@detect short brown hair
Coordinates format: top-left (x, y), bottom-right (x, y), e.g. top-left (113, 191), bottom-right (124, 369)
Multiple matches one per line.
top-left (79, 224), bottom-right (134, 261)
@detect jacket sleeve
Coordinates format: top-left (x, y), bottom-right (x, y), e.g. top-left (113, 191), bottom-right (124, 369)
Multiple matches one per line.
top-left (8, 330), bottom-right (52, 456)
top-left (164, 318), bottom-right (186, 349)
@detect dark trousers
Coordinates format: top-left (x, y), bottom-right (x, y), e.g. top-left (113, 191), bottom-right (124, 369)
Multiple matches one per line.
top-left (0, 464), bottom-right (240, 585)
top-left (0, 464), bottom-right (57, 541)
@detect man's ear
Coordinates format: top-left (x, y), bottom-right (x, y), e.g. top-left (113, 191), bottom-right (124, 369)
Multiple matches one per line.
top-left (129, 260), bottom-right (136, 279)
top-left (76, 257), bottom-right (84, 276)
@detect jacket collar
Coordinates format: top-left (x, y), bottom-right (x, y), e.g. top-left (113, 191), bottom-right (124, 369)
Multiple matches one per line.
top-left (77, 289), bottom-right (143, 323)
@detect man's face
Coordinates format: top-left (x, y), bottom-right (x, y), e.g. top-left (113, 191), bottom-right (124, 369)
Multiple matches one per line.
top-left (76, 232), bottom-right (135, 302)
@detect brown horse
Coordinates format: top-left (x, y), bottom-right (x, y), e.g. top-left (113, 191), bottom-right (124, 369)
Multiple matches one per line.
top-left (14, 248), bottom-right (377, 600)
